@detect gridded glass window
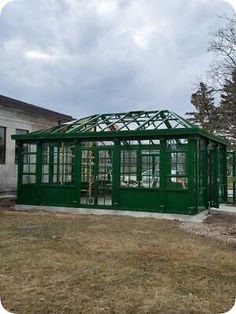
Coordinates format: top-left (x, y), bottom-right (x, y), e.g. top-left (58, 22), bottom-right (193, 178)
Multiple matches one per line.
top-left (81, 149), bottom-right (95, 184)
top-left (42, 143), bottom-right (50, 183)
top-left (141, 150), bottom-right (160, 188)
top-left (120, 150), bottom-right (137, 187)
top-left (15, 129), bottom-right (28, 164)
top-left (42, 142), bottom-right (74, 184)
top-left (167, 139), bottom-right (188, 150)
top-left (97, 150), bottom-right (113, 205)
top-left (80, 149), bottom-right (95, 205)
top-left (81, 141), bottom-right (114, 146)
top-left (169, 152), bottom-right (186, 175)
top-left (166, 139), bottom-right (188, 189)
top-left (120, 140), bottom-right (139, 146)
top-left (59, 143), bottom-right (74, 183)
top-left (0, 126), bottom-right (6, 164)
top-left (22, 143), bottom-right (37, 184)
top-left (140, 139), bottom-right (160, 145)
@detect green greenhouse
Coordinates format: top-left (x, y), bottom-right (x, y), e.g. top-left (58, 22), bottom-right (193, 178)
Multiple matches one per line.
top-left (12, 110), bottom-right (228, 215)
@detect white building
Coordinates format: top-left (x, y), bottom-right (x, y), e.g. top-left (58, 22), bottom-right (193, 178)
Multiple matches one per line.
top-left (0, 95), bottom-right (73, 195)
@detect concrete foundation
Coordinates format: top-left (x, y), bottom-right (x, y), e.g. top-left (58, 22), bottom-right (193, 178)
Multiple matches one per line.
top-left (210, 204), bottom-right (236, 215)
top-left (14, 205), bottom-right (210, 222)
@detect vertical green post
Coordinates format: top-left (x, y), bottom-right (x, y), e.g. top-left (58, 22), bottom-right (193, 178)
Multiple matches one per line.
top-left (137, 143), bottom-right (142, 188)
top-left (35, 141), bottom-right (42, 205)
top-left (160, 139), bottom-right (166, 212)
top-left (203, 139), bottom-right (208, 209)
top-left (112, 139), bottom-right (120, 208)
top-left (221, 144), bottom-right (227, 204)
top-left (94, 147), bottom-right (99, 206)
top-left (188, 138), bottom-right (197, 214)
top-left (36, 141), bottom-right (42, 185)
top-left (74, 140), bottom-right (81, 206)
top-left (212, 143), bottom-right (219, 208)
top-left (194, 138), bottom-right (199, 212)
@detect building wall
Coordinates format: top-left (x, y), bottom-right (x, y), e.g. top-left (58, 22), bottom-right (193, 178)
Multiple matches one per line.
top-left (0, 105), bottom-right (64, 194)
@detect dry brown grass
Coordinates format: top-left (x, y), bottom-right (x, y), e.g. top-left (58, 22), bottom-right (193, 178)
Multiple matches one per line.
top-left (0, 209), bottom-right (235, 314)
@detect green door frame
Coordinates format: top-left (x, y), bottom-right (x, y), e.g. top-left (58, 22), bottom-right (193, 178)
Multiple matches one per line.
top-left (79, 145), bottom-right (114, 208)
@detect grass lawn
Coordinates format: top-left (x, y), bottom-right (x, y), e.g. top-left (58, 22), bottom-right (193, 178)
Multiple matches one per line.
top-left (0, 209), bottom-right (235, 314)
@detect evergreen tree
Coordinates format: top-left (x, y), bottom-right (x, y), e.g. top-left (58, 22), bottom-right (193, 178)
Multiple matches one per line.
top-left (218, 69), bottom-right (236, 149)
top-left (186, 82), bottom-right (217, 133)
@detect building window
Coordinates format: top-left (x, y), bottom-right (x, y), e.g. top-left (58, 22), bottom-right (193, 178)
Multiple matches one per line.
top-left (22, 144), bottom-right (37, 184)
top-left (15, 129), bottom-right (28, 164)
top-left (0, 127), bottom-right (6, 164)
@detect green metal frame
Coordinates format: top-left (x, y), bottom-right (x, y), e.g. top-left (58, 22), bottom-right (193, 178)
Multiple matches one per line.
top-left (12, 110), bottom-right (228, 214)
top-left (227, 151), bottom-right (236, 204)
top-left (13, 110), bottom-right (227, 145)
top-left (30, 110), bottom-right (195, 134)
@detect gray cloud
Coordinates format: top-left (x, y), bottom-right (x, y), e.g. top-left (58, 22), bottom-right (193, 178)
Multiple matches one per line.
top-left (0, 0), bottom-right (234, 118)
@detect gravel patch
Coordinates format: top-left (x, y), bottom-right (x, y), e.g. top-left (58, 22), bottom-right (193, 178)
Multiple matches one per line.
top-left (181, 213), bottom-right (236, 244)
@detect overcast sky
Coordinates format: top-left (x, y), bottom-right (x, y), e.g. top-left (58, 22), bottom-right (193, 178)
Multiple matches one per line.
top-left (0, 0), bottom-right (235, 118)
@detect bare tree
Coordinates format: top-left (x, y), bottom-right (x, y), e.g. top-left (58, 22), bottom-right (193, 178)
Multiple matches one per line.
top-left (186, 15), bottom-right (236, 148)
top-left (208, 15), bottom-right (236, 86)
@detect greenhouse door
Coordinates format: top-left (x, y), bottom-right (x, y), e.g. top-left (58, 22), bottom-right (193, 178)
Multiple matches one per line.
top-left (80, 147), bottom-right (113, 207)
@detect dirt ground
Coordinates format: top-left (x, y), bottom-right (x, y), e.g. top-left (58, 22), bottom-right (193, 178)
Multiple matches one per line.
top-left (0, 207), bottom-right (235, 314)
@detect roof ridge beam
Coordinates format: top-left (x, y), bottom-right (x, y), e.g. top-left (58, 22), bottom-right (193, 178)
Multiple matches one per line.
top-left (101, 112), bottom-right (131, 131)
top-left (136, 111), bottom-right (161, 130)
top-left (117, 111), bottom-right (146, 131)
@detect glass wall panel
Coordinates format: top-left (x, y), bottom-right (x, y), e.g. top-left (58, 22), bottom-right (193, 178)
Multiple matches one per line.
top-left (120, 140), bottom-right (139, 146)
top-left (81, 141), bottom-right (114, 146)
top-left (120, 150), bottom-right (137, 187)
top-left (166, 139), bottom-right (188, 189)
top-left (42, 143), bottom-right (50, 183)
top-left (140, 149), bottom-right (160, 188)
top-left (120, 146), bottom-right (160, 188)
top-left (97, 150), bottom-right (113, 206)
top-left (41, 142), bottom-right (74, 185)
top-left (22, 143), bottom-right (37, 184)
top-left (140, 139), bottom-right (160, 145)
top-left (80, 149), bottom-right (95, 205)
